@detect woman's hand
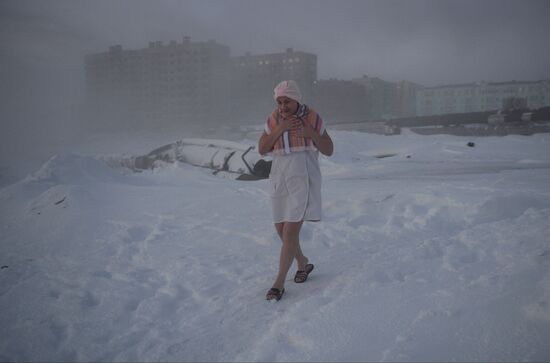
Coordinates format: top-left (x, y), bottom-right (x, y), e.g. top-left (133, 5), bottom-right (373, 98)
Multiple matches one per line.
top-left (299, 120), bottom-right (316, 139)
top-left (278, 116), bottom-right (303, 133)
top-left (259, 116), bottom-right (334, 157)
top-left (258, 116), bottom-right (302, 156)
top-left (295, 119), bottom-right (333, 156)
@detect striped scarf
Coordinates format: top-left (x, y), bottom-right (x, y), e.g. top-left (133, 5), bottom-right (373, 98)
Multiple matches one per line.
top-left (264, 104), bottom-right (325, 155)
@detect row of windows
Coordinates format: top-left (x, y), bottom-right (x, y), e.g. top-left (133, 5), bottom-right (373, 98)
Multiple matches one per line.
top-left (422, 98), bottom-right (547, 108)
top-left (421, 86), bottom-right (549, 98)
top-left (420, 99), bottom-right (550, 113)
top-left (422, 94), bottom-right (548, 103)
top-left (87, 58), bottom-right (213, 69)
top-left (236, 57), bottom-right (304, 67)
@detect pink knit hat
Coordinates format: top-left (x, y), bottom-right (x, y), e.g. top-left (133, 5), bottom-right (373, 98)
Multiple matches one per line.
top-left (273, 80), bottom-right (302, 102)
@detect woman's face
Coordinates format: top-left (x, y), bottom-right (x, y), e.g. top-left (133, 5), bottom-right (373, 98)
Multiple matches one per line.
top-left (276, 96), bottom-right (299, 117)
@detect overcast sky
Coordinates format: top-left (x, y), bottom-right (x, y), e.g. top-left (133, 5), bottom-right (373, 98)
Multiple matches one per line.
top-left (1, 0), bottom-right (550, 181)
top-left (2, 0), bottom-right (550, 87)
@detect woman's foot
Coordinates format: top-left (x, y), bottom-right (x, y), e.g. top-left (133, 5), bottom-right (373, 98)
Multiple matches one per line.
top-left (266, 287), bottom-right (285, 301)
top-left (296, 256), bottom-right (309, 272)
top-left (294, 263), bottom-right (314, 283)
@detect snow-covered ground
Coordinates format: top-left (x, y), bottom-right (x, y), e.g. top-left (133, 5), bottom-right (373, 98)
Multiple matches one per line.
top-left (1, 129), bottom-right (550, 362)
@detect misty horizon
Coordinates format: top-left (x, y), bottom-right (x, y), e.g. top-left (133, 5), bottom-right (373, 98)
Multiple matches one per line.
top-left (2, 0), bottom-right (550, 184)
top-left (87, 37), bottom-right (550, 87)
top-left (3, 0), bottom-right (550, 86)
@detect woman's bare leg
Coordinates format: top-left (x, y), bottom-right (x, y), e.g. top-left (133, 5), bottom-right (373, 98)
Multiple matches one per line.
top-left (295, 242), bottom-right (309, 271)
top-left (272, 221), bottom-right (305, 290)
top-left (275, 222), bottom-right (284, 241)
top-left (274, 222), bottom-right (308, 272)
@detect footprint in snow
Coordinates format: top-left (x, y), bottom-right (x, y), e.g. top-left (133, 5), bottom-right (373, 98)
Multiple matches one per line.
top-left (91, 270), bottom-right (112, 279)
top-left (48, 290), bottom-right (61, 299)
top-left (80, 290), bottom-right (101, 308)
top-left (124, 298), bottom-right (142, 312)
top-left (124, 225), bottom-right (152, 243)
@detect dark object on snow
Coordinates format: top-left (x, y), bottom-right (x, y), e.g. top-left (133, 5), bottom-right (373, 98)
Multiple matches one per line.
top-left (467, 142), bottom-right (475, 147)
top-left (253, 159), bottom-right (272, 179)
top-left (55, 196), bottom-right (66, 205)
top-left (374, 153), bottom-right (397, 159)
top-left (237, 159), bottom-right (272, 180)
top-left (1, 266), bottom-right (8, 269)
top-left (235, 147), bottom-right (271, 180)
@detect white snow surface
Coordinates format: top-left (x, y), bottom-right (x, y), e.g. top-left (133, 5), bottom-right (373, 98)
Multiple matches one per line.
top-left (1, 130), bottom-right (550, 362)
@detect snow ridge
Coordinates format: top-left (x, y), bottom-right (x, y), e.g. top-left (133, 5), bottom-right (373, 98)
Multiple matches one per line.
top-left (1, 131), bottom-right (550, 361)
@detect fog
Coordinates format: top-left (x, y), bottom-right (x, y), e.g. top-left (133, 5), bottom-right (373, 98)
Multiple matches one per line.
top-left (1, 0), bottom-right (550, 185)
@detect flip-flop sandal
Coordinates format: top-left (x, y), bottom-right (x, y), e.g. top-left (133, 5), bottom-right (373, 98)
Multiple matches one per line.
top-left (294, 263), bottom-right (314, 283)
top-left (266, 287), bottom-right (285, 301)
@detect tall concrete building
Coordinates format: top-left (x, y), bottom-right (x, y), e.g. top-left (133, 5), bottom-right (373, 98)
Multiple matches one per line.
top-left (396, 80), bottom-right (422, 117)
top-left (313, 79), bottom-right (367, 123)
top-left (351, 76), bottom-right (398, 120)
top-left (416, 80), bottom-right (550, 116)
top-left (85, 37), bottom-right (230, 131)
top-left (350, 76), bottom-right (420, 121)
top-left (311, 76), bottom-right (420, 122)
top-left (230, 48), bottom-right (317, 122)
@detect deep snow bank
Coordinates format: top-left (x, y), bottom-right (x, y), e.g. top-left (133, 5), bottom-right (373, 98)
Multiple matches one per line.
top-left (1, 131), bottom-right (550, 362)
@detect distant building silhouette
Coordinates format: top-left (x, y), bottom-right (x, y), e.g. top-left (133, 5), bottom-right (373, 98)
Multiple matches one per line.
top-left (416, 80), bottom-right (550, 116)
top-left (313, 79), bottom-right (367, 123)
top-left (351, 76), bottom-right (398, 120)
top-left (85, 37), bottom-right (230, 131)
top-left (85, 43), bottom-right (317, 130)
top-left (85, 38), bottom-right (549, 130)
top-left (396, 80), bottom-right (422, 118)
top-left (230, 48), bottom-right (317, 122)
top-left (350, 76), bottom-right (421, 121)
top-left (310, 76), bottom-right (420, 123)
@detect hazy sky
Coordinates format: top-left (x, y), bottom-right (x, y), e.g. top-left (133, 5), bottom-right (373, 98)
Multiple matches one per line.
top-left (2, 0), bottom-right (550, 87)
top-left (1, 0), bottom-right (550, 181)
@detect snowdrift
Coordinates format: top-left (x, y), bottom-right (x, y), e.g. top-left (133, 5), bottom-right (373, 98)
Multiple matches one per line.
top-left (1, 130), bottom-right (550, 362)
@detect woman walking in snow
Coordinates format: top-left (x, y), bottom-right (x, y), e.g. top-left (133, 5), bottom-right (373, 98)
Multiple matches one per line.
top-left (258, 80), bottom-right (334, 301)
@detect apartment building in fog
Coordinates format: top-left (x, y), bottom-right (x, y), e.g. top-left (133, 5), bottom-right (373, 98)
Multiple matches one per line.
top-left (313, 79), bottom-right (367, 123)
top-left (230, 48), bottom-right (317, 122)
top-left (350, 76), bottom-right (421, 121)
top-left (85, 37), bottom-right (230, 130)
top-left (416, 80), bottom-right (550, 117)
top-left (396, 80), bottom-right (422, 118)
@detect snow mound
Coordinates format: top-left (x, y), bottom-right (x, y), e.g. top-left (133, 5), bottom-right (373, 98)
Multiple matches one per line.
top-left (1, 131), bottom-right (550, 361)
top-left (26, 154), bottom-right (129, 185)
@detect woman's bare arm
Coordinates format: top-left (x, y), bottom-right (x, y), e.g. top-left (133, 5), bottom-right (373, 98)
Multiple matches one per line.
top-left (258, 118), bottom-right (301, 155)
top-left (301, 123), bottom-right (334, 156)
